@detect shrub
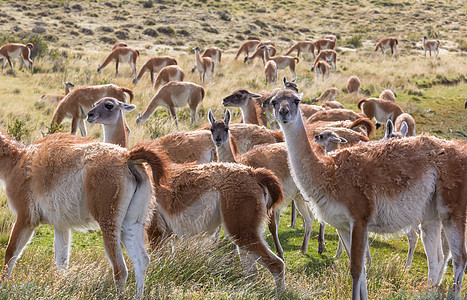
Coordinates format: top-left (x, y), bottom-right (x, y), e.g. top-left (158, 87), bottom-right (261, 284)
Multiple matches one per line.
top-left (345, 35), bottom-right (362, 48)
top-left (157, 26), bottom-right (175, 36)
top-left (143, 28), bottom-right (158, 37)
top-left (7, 118), bottom-right (32, 142)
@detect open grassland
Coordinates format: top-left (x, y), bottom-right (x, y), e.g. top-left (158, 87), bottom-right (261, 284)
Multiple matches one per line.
top-left (0, 0), bottom-right (466, 298)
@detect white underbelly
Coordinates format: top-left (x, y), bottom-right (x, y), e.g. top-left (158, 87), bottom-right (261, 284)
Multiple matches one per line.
top-left (171, 89), bottom-right (191, 107)
top-left (119, 53), bottom-right (132, 63)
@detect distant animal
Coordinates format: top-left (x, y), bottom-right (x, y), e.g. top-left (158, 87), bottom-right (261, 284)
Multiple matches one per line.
top-left (357, 97), bottom-right (404, 129)
top-left (97, 46), bottom-right (139, 76)
top-left (234, 40), bottom-right (274, 60)
top-left (379, 89), bottom-right (396, 102)
top-left (191, 47), bottom-right (222, 72)
top-left (260, 45), bottom-right (299, 77)
top-left (314, 38), bottom-right (336, 53)
top-left (244, 45), bottom-right (277, 64)
top-left (313, 60), bottom-right (331, 80)
top-left (346, 76), bottom-right (361, 93)
top-left (422, 36), bottom-right (440, 59)
top-left (311, 87), bottom-right (340, 103)
top-left (111, 41), bottom-right (128, 50)
top-left (311, 49), bottom-right (337, 71)
top-left (374, 37), bottom-right (399, 58)
top-left (153, 65), bottom-right (185, 92)
top-left (284, 41), bottom-right (316, 59)
top-left (264, 60), bottom-right (278, 84)
top-left (133, 56), bottom-right (178, 84)
top-left (0, 43), bottom-right (34, 74)
top-left (193, 46), bottom-right (215, 84)
top-left (38, 81), bottom-right (74, 104)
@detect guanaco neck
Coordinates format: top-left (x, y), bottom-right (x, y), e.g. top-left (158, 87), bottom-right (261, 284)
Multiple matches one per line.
top-left (241, 97), bottom-right (261, 125)
top-left (0, 134), bottom-right (25, 179)
top-left (65, 86), bottom-right (72, 95)
top-left (215, 135), bottom-right (237, 163)
top-left (102, 112), bottom-right (129, 148)
top-left (195, 49), bottom-right (204, 69)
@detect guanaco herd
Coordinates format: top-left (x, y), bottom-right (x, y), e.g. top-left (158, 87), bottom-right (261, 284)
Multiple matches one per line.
top-left (0, 33), bottom-right (465, 300)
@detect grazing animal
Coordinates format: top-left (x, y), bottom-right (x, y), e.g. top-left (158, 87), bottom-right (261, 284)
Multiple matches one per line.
top-left (324, 35), bottom-right (337, 42)
top-left (379, 89), bottom-right (396, 102)
top-left (0, 43), bottom-right (34, 74)
top-left (209, 110), bottom-right (316, 258)
top-left (307, 109), bottom-right (366, 124)
top-left (50, 84), bottom-right (134, 136)
top-left (0, 132), bottom-right (167, 299)
top-left (244, 45), bottom-right (277, 64)
top-left (132, 56), bottom-right (178, 84)
top-left (153, 65), bottom-right (185, 92)
top-left (86, 97), bottom-right (136, 148)
top-left (313, 60), bottom-right (331, 80)
top-left (234, 40), bottom-right (260, 60)
top-left (193, 46), bottom-right (215, 84)
top-left (422, 36), bottom-right (440, 59)
top-left (322, 101), bottom-right (344, 110)
top-left (260, 45), bottom-right (299, 76)
top-left (374, 37), bottom-right (399, 58)
top-left (311, 87), bottom-right (340, 103)
top-left (264, 60), bottom-right (278, 84)
top-left (347, 76), bottom-right (361, 94)
top-left (266, 88), bottom-right (467, 300)
top-left (311, 49), bottom-right (337, 71)
top-left (357, 98), bottom-right (404, 129)
top-left (97, 46), bottom-right (139, 77)
top-left (314, 38), bottom-right (336, 53)
top-left (284, 41), bottom-right (316, 59)
top-left (146, 157), bottom-right (286, 291)
top-left (136, 81), bottom-right (205, 127)
top-left (394, 113), bottom-right (416, 137)
top-left (38, 81), bottom-right (74, 104)
top-left (112, 41), bottom-right (128, 50)
top-left (191, 47), bottom-right (222, 72)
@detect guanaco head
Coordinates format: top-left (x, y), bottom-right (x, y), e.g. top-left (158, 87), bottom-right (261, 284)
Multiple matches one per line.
top-left (383, 119), bottom-right (408, 140)
top-left (283, 77), bottom-right (298, 92)
top-left (87, 97), bottom-right (136, 125)
top-left (132, 77), bottom-right (139, 84)
top-left (97, 64), bottom-right (102, 73)
top-left (208, 109), bottom-right (231, 147)
top-left (314, 130), bottom-right (348, 152)
top-left (63, 81), bottom-right (74, 88)
top-left (264, 89), bottom-right (303, 124)
top-left (193, 46), bottom-right (201, 53)
top-left (222, 89), bottom-right (262, 107)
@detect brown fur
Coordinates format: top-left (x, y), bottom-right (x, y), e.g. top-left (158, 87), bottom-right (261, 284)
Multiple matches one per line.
top-left (244, 45), bottom-right (278, 64)
top-left (234, 40), bottom-right (261, 60)
top-left (347, 75), bottom-right (361, 93)
top-left (313, 60), bottom-right (331, 79)
top-left (112, 42), bottom-right (128, 51)
top-left (307, 109), bottom-right (366, 124)
top-left (311, 49), bottom-right (337, 71)
top-left (0, 43), bottom-right (34, 73)
top-left (137, 81), bottom-right (205, 126)
top-left (97, 46), bottom-right (139, 76)
top-left (260, 46), bottom-right (299, 76)
top-left (306, 122), bottom-right (370, 145)
top-left (133, 56), bottom-right (178, 84)
top-left (38, 81), bottom-right (74, 104)
top-left (222, 89), bottom-right (264, 126)
top-left (379, 89), bottom-right (396, 102)
top-left (357, 98), bottom-right (404, 124)
top-left (284, 41), bottom-right (315, 59)
top-left (264, 60), bottom-right (278, 85)
top-left (395, 113), bottom-right (416, 137)
top-left (194, 46), bottom-right (215, 84)
top-left (50, 84), bottom-right (133, 135)
top-left (314, 38), bottom-right (336, 53)
top-left (153, 65), bottom-right (185, 91)
top-left (312, 87), bottom-right (340, 102)
top-left (322, 101), bottom-right (344, 110)
top-left (0, 132), bottom-right (165, 297)
top-left (374, 37), bottom-right (399, 58)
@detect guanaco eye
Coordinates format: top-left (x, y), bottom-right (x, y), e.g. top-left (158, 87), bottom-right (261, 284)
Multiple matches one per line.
top-left (271, 100), bottom-right (277, 106)
top-left (104, 103), bottom-right (114, 110)
top-left (224, 128), bottom-right (228, 132)
top-left (236, 94), bottom-right (241, 98)
top-left (294, 99), bottom-right (300, 105)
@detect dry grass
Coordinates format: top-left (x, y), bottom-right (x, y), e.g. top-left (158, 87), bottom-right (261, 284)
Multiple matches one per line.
top-left (0, 0), bottom-right (466, 299)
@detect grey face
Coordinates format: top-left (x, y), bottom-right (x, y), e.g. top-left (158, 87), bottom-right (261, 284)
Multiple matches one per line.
top-left (222, 89), bottom-right (262, 107)
top-left (87, 97), bottom-right (136, 124)
top-left (208, 109), bottom-right (230, 147)
top-left (265, 89), bottom-right (302, 124)
top-left (314, 130), bottom-right (347, 148)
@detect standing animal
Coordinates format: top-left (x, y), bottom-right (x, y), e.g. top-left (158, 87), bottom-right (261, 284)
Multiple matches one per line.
top-left (87, 97), bottom-right (136, 148)
top-left (132, 56), bottom-right (178, 84)
top-left (38, 81), bottom-right (74, 104)
top-left (97, 46), bottom-right (139, 77)
top-left (374, 37), bottom-right (399, 58)
top-left (357, 98), bottom-right (404, 129)
top-left (347, 76), bottom-right (361, 94)
top-left (0, 132), bottom-right (167, 299)
top-left (136, 81), bottom-right (205, 127)
top-left (284, 41), bottom-right (315, 59)
top-left (379, 89), bottom-right (396, 102)
top-left (260, 45), bottom-right (299, 77)
top-left (153, 65), bottom-right (185, 92)
top-left (266, 88), bottom-right (467, 300)
top-left (0, 43), bottom-right (34, 74)
top-left (222, 89), bottom-right (264, 125)
top-left (50, 84), bottom-right (134, 136)
top-left (191, 47), bottom-right (222, 72)
top-left (209, 110), bottom-right (316, 259)
top-left (112, 41), bottom-right (128, 50)
top-left (422, 36), bottom-right (440, 59)
top-left (314, 38), bottom-right (336, 53)
top-left (313, 60), bottom-right (331, 80)
top-left (394, 113), bottom-right (416, 137)
top-left (193, 46), bottom-right (215, 84)
top-left (234, 40), bottom-right (275, 60)
top-left (265, 60), bottom-right (278, 84)
top-left (324, 35), bottom-right (337, 42)
top-left (244, 46), bottom-right (277, 64)
top-left (311, 49), bottom-right (337, 71)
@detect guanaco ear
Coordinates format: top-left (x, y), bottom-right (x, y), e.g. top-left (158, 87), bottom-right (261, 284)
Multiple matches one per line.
top-left (262, 96), bottom-right (272, 108)
top-left (208, 109), bottom-right (215, 125)
top-left (297, 93), bottom-right (303, 100)
top-left (339, 137), bottom-right (348, 144)
top-left (399, 121), bottom-right (408, 137)
top-left (292, 76), bottom-right (297, 83)
top-left (384, 119), bottom-right (394, 139)
top-left (224, 109), bottom-right (231, 126)
top-left (283, 77), bottom-right (287, 86)
top-left (119, 103), bottom-right (136, 112)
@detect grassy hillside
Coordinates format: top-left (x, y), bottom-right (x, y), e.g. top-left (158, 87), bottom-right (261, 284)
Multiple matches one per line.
top-left (0, 0), bottom-right (466, 299)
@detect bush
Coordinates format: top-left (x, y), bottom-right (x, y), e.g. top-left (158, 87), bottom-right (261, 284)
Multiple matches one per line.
top-left (345, 35), bottom-right (362, 48)
top-left (143, 28), bottom-right (158, 37)
top-left (157, 26), bottom-right (175, 36)
top-left (7, 118), bottom-right (32, 142)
